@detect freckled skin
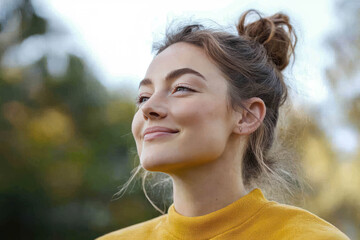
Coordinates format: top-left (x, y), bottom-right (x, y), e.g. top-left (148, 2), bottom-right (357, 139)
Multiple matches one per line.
top-left (131, 42), bottom-right (235, 173)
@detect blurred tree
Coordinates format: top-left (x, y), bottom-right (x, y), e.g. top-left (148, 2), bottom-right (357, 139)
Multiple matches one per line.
top-left (323, 1), bottom-right (360, 238)
top-left (281, 0), bottom-right (360, 239)
top-left (0, 0), bottom-right (159, 239)
top-left (279, 105), bottom-right (360, 239)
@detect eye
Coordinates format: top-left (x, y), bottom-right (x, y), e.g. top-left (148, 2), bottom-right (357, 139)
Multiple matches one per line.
top-left (135, 96), bottom-right (149, 106)
top-left (172, 85), bottom-right (195, 93)
top-left (135, 85), bottom-right (195, 107)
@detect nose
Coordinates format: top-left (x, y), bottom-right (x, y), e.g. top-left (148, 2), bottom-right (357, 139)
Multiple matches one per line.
top-left (141, 94), bottom-right (167, 120)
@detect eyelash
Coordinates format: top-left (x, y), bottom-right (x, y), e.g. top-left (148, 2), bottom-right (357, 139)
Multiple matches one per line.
top-left (135, 84), bottom-right (195, 106)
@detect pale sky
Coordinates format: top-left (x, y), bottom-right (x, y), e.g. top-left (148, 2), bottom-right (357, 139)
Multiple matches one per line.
top-left (31, 0), bottom-right (339, 105)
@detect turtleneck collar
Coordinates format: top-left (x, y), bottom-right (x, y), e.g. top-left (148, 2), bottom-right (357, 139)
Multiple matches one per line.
top-left (164, 188), bottom-right (269, 240)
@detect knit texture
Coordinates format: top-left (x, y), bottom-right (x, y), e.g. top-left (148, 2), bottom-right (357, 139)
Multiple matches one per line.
top-left (96, 188), bottom-right (350, 240)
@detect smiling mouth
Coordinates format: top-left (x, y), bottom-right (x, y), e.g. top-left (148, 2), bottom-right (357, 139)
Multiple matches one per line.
top-left (144, 131), bottom-right (179, 141)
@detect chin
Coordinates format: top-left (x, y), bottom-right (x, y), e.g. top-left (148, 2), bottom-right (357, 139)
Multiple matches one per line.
top-left (141, 160), bottom-right (174, 173)
top-left (140, 153), bottom-right (188, 173)
top-left (140, 158), bottom-right (174, 172)
top-left (140, 153), bottom-right (213, 174)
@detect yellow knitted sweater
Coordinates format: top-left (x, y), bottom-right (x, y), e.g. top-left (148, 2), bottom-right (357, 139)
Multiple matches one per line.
top-left (96, 188), bottom-right (350, 240)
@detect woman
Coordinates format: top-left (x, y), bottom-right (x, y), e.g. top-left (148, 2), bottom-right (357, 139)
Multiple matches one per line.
top-left (97, 9), bottom-right (350, 240)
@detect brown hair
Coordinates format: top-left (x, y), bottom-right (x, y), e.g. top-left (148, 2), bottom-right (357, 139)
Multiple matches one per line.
top-left (115, 9), bottom-right (306, 214)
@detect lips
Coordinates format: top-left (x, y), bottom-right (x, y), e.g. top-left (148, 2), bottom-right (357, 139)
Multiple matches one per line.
top-left (143, 126), bottom-right (179, 138)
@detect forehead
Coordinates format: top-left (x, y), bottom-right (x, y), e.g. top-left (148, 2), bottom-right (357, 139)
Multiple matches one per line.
top-left (145, 42), bottom-right (221, 81)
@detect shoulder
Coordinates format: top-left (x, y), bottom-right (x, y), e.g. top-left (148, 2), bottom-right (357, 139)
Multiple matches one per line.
top-left (260, 201), bottom-right (350, 240)
top-left (95, 214), bottom-right (167, 240)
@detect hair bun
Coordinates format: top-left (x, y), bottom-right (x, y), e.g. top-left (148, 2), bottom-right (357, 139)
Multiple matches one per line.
top-left (236, 9), bottom-right (297, 71)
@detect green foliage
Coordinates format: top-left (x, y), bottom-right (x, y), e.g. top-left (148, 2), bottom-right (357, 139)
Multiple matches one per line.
top-left (0, 1), bottom-right (159, 239)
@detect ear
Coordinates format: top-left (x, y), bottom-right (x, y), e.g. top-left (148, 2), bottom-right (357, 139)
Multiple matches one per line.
top-left (233, 97), bottom-right (266, 135)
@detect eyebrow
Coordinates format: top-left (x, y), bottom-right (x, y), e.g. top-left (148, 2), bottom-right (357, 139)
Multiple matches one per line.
top-left (138, 68), bottom-right (206, 89)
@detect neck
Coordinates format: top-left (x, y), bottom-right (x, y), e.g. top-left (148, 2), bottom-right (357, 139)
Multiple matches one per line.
top-left (169, 137), bottom-right (247, 217)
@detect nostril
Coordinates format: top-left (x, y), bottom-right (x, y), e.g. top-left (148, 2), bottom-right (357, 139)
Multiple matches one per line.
top-left (150, 112), bottom-right (160, 117)
top-left (142, 105), bottom-right (167, 119)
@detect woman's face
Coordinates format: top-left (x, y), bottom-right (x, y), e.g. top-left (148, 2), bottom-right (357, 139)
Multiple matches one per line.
top-left (131, 42), bottom-right (238, 173)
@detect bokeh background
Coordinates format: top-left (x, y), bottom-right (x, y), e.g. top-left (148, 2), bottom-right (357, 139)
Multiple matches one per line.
top-left (0, 0), bottom-right (359, 239)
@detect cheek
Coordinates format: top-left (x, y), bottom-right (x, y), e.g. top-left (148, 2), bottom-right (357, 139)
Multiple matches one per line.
top-left (174, 97), bottom-right (230, 150)
top-left (174, 97), bottom-right (226, 130)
